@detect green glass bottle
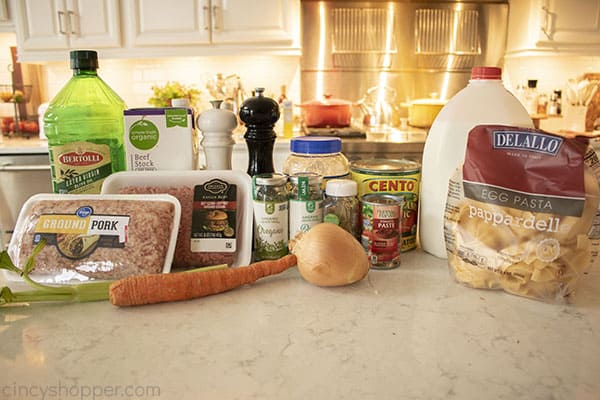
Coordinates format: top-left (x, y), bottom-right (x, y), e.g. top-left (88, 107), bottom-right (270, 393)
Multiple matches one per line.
top-left (44, 50), bottom-right (126, 194)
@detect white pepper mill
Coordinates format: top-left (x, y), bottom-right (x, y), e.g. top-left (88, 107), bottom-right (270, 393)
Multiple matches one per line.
top-left (196, 100), bottom-right (238, 170)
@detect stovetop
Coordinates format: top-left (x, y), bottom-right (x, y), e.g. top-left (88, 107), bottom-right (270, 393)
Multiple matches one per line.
top-left (302, 125), bottom-right (367, 138)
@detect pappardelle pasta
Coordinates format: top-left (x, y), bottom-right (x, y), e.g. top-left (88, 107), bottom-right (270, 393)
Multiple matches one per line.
top-left (444, 125), bottom-right (600, 302)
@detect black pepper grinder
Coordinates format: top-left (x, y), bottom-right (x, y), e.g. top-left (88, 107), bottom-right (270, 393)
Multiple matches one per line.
top-left (239, 87), bottom-right (280, 176)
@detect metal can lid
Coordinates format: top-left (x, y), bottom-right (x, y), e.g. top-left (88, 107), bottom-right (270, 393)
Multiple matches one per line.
top-left (325, 179), bottom-right (357, 197)
top-left (361, 193), bottom-right (403, 205)
top-left (290, 136), bottom-right (342, 154)
top-left (254, 172), bottom-right (288, 186)
top-left (350, 158), bottom-right (421, 174)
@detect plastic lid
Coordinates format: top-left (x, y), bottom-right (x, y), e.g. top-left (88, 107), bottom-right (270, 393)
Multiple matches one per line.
top-left (70, 50), bottom-right (98, 70)
top-left (171, 98), bottom-right (191, 107)
top-left (254, 173), bottom-right (288, 186)
top-left (325, 179), bottom-right (357, 197)
top-left (290, 136), bottom-right (342, 154)
top-left (470, 67), bottom-right (501, 80)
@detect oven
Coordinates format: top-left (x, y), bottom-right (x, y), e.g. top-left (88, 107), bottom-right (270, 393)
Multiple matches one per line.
top-left (0, 152), bottom-right (52, 249)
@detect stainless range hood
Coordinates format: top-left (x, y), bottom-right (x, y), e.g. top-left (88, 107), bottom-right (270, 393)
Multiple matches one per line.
top-left (301, 0), bottom-right (509, 112)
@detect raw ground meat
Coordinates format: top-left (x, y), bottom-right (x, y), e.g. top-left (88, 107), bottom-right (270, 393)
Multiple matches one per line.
top-left (118, 186), bottom-right (236, 269)
top-left (12, 199), bottom-right (175, 280)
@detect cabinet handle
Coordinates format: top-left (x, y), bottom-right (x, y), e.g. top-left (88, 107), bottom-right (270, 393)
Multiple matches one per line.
top-left (57, 10), bottom-right (67, 35)
top-left (68, 10), bottom-right (77, 35)
top-left (540, 5), bottom-right (554, 39)
top-left (203, 5), bottom-right (210, 31)
top-left (0, 163), bottom-right (51, 172)
top-left (212, 5), bottom-right (220, 32)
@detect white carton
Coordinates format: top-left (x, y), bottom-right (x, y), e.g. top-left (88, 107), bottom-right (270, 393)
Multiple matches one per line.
top-left (124, 107), bottom-right (195, 171)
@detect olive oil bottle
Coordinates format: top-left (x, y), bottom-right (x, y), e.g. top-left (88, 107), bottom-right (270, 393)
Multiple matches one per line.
top-left (44, 50), bottom-right (126, 194)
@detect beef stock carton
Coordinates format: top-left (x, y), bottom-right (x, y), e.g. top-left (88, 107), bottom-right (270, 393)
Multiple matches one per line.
top-left (124, 108), bottom-right (195, 171)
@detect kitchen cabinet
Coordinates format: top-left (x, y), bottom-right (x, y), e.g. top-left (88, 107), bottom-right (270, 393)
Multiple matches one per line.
top-left (0, 0), bottom-right (14, 32)
top-left (506, 0), bottom-right (600, 55)
top-left (126, 0), bottom-right (297, 47)
top-left (14, 0), bottom-right (120, 54)
top-left (13, 0), bottom-right (300, 62)
top-left (125, 0), bottom-right (210, 46)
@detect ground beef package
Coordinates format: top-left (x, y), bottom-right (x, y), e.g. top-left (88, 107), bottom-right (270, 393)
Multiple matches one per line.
top-left (444, 125), bottom-right (600, 302)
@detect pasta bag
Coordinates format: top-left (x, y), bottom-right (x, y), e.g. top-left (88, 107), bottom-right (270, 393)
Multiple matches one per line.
top-left (444, 124), bottom-right (600, 302)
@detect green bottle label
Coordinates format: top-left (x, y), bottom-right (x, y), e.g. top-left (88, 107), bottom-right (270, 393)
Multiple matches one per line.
top-left (166, 108), bottom-right (188, 128)
top-left (49, 142), bottom-right (114, 194)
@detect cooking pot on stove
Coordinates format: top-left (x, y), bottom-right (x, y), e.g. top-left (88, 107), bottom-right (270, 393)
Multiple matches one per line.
top-left (299, 94), bottom-right (353, 128)
top-left (407, 98), bottom-right (447, 128)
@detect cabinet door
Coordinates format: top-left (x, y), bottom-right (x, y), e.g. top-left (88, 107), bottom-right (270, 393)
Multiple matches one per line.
top-left (212, 0), bottom-right (295, 44)
top-left (67, 0), bottom-right (121, 48)
top-left (126, 0), bottom-right (211, 46)
top-left (538, 0), bottom-right (600, 46)
top-left (15, 0), bottom-right (69, 51)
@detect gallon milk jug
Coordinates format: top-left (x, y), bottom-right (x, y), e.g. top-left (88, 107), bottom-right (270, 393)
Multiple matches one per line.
top-left (419, 66), bottom-right (534, 258)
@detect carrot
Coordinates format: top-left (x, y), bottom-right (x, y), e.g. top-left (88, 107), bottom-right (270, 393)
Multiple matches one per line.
top-left (109, 254), bottom-right (297, 307)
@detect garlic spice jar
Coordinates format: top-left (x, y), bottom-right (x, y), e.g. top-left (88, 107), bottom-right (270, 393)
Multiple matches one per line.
top-left (323, 179), bottom-right (360, 240)
top-left (283, 137), bottom-right (349, 185)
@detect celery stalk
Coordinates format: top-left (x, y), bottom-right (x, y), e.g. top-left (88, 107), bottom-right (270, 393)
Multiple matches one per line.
top-left (0, 241), bottom-right (110, 305)
top-left (0, 240), bottom-right (229, 306)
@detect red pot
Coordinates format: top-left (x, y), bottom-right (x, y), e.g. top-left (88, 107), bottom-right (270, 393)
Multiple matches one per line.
top-left (299, 94), bottom-right (353, 128)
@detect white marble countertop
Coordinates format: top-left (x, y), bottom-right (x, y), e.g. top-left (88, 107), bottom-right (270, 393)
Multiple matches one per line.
top-left (0, 136), bottom-right (50, 155)
top-left (1, 249), bottom-right (599, 400)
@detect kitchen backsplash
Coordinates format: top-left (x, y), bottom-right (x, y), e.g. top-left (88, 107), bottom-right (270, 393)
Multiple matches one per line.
top-left (3, 34), bottom-right (600, 133)
top-left (503, 54), bottom-right (600, 131)
top-left (41, 55), bottom-right (301, 112)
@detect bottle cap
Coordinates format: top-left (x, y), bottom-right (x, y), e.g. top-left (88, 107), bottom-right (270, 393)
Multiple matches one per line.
top-left (70, 50), bottom-right (99, 70)
top-left (290, 136), bottom-right (342, 154)
top-left (527, 79), bottom-right (538, 88)
top-left (325, 179), bottom-right (357, 197)
top-left (471, 67), bottom-right (501, 80)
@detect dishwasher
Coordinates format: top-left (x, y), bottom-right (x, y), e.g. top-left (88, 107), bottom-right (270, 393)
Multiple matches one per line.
top-left (0, 152), bottom-right (52, 249)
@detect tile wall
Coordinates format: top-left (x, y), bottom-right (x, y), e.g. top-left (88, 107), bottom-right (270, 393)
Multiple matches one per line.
top-left (41, 55), bottom-right (301, 113)
top-left (503, 54), bottom-right (600, 131)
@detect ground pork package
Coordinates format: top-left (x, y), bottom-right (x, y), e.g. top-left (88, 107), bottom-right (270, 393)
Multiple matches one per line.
top-left (444, 125), bottom-right (600, 302)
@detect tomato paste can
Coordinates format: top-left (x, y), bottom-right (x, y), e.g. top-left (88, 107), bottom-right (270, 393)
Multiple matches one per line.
top-left (361, 193), bottom-right (403, 269)
top-left (350, 159), bottom-right (421, 252)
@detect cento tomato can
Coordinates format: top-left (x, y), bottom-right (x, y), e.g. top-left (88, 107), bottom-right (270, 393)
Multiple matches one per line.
top-left (361, 194), bottom-right (403, 269)
top-left (350, 159), bottom-right (421, 252)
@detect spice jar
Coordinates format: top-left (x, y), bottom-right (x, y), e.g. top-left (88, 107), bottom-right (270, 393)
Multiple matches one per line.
top-left (252, 173), bottom-right (289, 261)
top-left (323, 179), bottom-right (360, 240)
top-left (288, 172), bottom-right (323, 240)
top-left (283, 136), bottom-right (349, 184)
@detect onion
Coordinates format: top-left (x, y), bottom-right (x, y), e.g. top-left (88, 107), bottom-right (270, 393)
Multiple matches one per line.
top-left (289, 223), bottom-right (369, 287)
